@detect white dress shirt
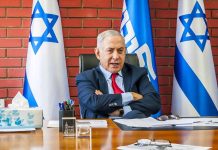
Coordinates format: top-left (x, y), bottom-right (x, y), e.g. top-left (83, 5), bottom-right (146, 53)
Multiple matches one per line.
top-left (99, 65), bottom-right (133, 115)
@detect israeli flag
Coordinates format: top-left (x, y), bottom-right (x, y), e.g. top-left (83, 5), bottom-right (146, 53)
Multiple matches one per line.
top-left (172, 0), bottom-right (218, 117)
top-left (121, 0), bottom-right (160, 117)
top-left (23, 0), bottom-right (70, 120)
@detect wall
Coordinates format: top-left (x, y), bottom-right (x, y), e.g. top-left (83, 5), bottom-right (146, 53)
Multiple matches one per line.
top-left (0, 0), bottom-right (218, 118)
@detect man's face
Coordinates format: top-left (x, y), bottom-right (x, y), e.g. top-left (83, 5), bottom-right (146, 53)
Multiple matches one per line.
top-left (95, 35), bottom-right (126, 73)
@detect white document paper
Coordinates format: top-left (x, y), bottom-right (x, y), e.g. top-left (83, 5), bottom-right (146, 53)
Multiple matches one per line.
top-left (76, 120), bottom-right (107, 128)
top-left (0, 128), bottom-right (35, 132)
top-left (114, 117), bottom-right (218, 128)
top-left (47, 120), bottom-right (59, 128)
top-left (114, 117), bottom-right (158, 128)
top-left (174, 118), bottom-right (218, 126)
top-left (47, 120), bottom-right (108, 128)
top-left (117, 143), bottom-right (211, 150)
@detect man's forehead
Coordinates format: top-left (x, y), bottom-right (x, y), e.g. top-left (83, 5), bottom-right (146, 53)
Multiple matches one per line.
top-left (103, 36), bottom-right (125, 45)
top-left (103, 43), bottom-right (125, 49)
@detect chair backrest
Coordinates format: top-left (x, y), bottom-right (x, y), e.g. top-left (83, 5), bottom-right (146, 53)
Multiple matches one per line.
top-left (79, 54), bottom-right (139, 73)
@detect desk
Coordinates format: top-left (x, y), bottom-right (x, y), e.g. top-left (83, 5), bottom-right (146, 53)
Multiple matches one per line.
top-left (0, 119), bottom-right (218, 150)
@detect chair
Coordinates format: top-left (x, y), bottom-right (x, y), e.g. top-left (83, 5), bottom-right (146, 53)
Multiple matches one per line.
top-left (78, 53), bottom-right (139, 118)
top-left (79, 54), bottom-right (139, 73)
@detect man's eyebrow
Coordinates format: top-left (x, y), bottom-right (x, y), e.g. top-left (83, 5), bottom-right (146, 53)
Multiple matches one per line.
top-left (106, 47), bottom-right (114, 49)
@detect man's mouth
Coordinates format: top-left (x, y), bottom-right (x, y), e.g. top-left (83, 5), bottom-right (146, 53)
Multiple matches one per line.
top-left (110, 63), bottom-right (119, 66)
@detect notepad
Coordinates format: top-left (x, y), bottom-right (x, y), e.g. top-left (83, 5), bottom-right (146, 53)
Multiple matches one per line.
top-left (0, 128), bottom-right (35, 132)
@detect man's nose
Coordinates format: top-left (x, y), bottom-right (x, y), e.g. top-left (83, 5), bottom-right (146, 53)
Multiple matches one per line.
top-left (112, 51), bottom-right (119, 59)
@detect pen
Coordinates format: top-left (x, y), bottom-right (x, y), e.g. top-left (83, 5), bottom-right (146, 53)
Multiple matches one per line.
top-left (59, 103), bottom-right (63, 110)
top-left (70, 99), bottom-right (75, 105)
top-left (59, 99), bottom-right (75, 111)
top-left (60, 102), bottom-right (65, 110)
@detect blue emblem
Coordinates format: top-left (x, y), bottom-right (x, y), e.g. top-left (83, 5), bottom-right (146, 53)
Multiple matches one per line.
top-left (29, 1), bottom-right (59, 54)
top-left (179, 1), bottom-right (209, 52)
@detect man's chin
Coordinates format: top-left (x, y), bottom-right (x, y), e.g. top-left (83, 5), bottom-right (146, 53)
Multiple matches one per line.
top-left (109, 68), bottom-right (121, 73)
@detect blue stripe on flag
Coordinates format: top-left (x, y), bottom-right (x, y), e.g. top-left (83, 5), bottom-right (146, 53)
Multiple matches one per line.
top-left (121, 0), bottom-right (161, 117)
top-left (23, 74), bottom-right (38, 107)
top-left (123, 0), bottom-right (159, 92)
top-left (175, 46), bottom-right (218, 116)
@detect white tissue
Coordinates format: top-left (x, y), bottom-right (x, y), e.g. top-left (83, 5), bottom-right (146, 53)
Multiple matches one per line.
top-left (8, 92), bottom-right (29, 108)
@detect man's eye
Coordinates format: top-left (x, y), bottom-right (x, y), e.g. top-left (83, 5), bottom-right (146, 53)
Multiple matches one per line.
top-left (107, 49), bottom-right (113, 53)
top-left (118, 49), bottom-right (124, 54)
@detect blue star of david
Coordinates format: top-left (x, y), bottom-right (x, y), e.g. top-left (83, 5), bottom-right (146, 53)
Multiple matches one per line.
top-left (179, 1), bottom-right (209, 52)
top-left (29, 1), bottom-right (58, 54)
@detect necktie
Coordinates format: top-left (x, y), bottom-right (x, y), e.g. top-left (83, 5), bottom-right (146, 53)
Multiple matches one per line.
top-left (111, 73), bottom-right (124, 116)
top-left (111, 73), bottom-right (124, 94)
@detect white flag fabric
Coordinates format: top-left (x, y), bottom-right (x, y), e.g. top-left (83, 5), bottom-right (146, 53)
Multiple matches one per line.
top-left (172, 0), bottom-right (218, 117)
top-left (23, 0), bottom-right (70, 120)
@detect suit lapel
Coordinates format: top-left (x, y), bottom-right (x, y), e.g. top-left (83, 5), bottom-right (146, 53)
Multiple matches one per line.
top-left (122, 64), bottom-right (132, 92)
top-left (96, 67), bottom-right (109, 94)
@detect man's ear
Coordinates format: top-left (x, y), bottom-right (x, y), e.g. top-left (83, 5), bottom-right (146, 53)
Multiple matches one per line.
top-left (94, 48), bottom-right (100, 60)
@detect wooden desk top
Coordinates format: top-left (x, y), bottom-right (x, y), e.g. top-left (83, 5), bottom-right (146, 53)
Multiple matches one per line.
top-left (0, 119), bottom-right (218, 150)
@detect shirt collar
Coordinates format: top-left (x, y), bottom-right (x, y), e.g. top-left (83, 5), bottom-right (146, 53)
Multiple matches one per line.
top-left (99, 65), bottom-right (122, 80)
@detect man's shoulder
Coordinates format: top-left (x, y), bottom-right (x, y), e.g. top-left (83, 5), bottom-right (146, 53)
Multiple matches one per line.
top-left (124, 63), bottom-right (147, 74)
top-left (76, 67), bottom-right (101, 80)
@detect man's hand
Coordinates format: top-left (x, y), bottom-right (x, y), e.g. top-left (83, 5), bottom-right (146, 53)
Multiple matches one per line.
top-left (109, 109), bottom-right (121, 116)
top-left (131, 92), bottom-right (143, 101)
top-left (95, 90), bottom-right (120, 116)
top-left (95, 90), bottom-right (103, 95)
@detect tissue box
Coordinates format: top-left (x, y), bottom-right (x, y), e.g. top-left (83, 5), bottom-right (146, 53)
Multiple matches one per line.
top-left (0, 108), bottom-right (43, 128)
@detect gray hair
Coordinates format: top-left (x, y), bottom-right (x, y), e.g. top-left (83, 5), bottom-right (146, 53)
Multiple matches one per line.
top-left (97, 30), bottom-right (125, 49)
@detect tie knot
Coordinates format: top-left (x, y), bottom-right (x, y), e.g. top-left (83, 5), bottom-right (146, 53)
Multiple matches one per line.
top-left (111, 73), bottom-right (118, 79)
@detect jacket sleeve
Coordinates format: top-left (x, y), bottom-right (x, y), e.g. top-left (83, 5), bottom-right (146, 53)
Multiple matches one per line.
top-left (76, 72), bottom-right (123, 115)
top-left (129, 69), bottom-right (161, 116)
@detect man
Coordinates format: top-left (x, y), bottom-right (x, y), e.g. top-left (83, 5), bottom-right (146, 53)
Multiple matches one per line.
top-left (76, 30), bottom-right (160, 119)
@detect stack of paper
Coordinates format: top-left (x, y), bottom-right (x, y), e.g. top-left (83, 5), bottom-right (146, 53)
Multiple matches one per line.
top-left (76, 120), bottom-right (107, 128)
top-left (117, 142), bottom-right (211, 150)
top-left (114, 117), bottom-right (218, 128)
top-left (47, 120), bottom-right (108, 128)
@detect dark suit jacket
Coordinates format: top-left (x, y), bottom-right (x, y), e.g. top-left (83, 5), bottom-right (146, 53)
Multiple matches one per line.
top-left (76, 63), bottom-right (161, 118)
